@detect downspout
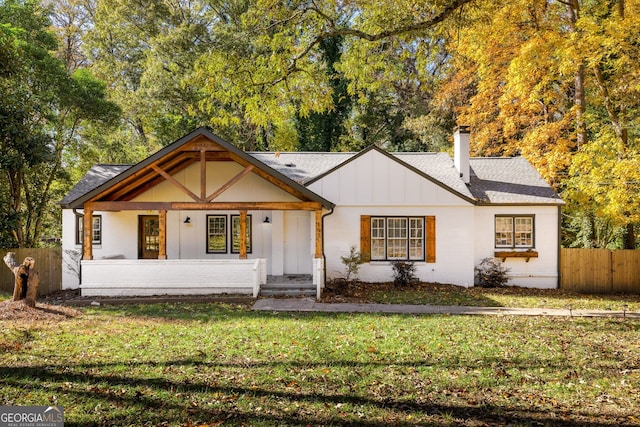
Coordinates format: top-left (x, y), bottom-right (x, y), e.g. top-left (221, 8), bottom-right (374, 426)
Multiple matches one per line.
top-left (73, 208), bottom-right (83, 285)
top-left (321, 207), bottom-right (335, 295)
top-left (557, 205), bottom-right (562, 290)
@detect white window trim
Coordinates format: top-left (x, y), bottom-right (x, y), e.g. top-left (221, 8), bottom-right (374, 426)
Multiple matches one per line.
top-left (76, 215), bottom-right (102, 246)
top-left (495, 215), bottom-right (535, 249)
top-left (370, 216), bottom-right (425, 261)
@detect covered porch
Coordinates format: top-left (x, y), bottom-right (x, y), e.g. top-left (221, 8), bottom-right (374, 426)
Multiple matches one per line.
top-left (74, 129), bottom-right (333, 298)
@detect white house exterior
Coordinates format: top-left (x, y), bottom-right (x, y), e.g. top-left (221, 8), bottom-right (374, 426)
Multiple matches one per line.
top-left (60, 127), bottom-right (564, 297)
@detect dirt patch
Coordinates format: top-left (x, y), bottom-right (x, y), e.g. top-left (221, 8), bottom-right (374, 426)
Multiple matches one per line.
top-left (0, 299), bottom-right (82, 321)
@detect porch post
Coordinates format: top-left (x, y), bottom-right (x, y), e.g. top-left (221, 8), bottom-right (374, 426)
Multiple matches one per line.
top-left (315, 209), bottom-right (323, 258)
top-left (158, 209), bottom-right (167, 259)
top-left (239, 210), bottom-right (247, 259)
top-left (83, 208), bottom-right (93, 260)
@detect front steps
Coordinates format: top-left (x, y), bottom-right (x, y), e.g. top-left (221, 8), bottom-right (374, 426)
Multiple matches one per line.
top-left (260, 275), bottom-right (315, 297)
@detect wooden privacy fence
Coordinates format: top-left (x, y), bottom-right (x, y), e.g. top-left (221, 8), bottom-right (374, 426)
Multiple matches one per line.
top-left (561, 248), bottom-right (640, 294)
top-left (1, 248), bottom-right (62, 296)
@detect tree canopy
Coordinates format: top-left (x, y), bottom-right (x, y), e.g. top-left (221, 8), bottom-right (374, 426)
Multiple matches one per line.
top-left (0, 0), bottom-right (119, 247)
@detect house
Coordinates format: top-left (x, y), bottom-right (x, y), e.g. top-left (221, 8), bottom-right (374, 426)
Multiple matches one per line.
top-left (59, 126), bottom-right (564, 297)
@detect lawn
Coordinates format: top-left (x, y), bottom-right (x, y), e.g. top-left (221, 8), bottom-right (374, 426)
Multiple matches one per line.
top-left (1, 302), bottom-right (639, 426)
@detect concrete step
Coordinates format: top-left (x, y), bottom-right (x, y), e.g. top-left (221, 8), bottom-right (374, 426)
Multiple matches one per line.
top-left (260, 288), bottom-right (316, 297)
top-left (261, 282), bottom-right (315, 289)
top-left (260, 282), bottom-right (315, 297)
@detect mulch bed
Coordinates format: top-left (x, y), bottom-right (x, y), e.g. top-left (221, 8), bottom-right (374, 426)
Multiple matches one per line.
top-left (320, 280), bottom-right (586, 302)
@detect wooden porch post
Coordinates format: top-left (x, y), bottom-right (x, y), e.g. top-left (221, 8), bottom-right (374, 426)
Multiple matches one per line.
top-left (315, 210), bottom-right (323, 258)
top-left (158, 209), bottom-right (167, 259)
top-left (239, 210), bottom-right (247, 259)
top-left (83, 208), bottom-right (93, 260)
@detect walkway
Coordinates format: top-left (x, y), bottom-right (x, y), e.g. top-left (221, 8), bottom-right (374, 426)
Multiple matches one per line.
top-left (252, 298), bottom-right (640, 318)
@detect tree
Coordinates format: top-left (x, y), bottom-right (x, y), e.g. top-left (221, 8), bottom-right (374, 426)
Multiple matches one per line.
top-left (192, 0), bottom-right (474, 149)
top-left (295, 36), bottom-right (354, 152)
top-left (441, 0), bottom-right (640, 248)
top-left (85, 0), bottom-right (214, 148)
top-left (0, 0), bottom-right (119, 247)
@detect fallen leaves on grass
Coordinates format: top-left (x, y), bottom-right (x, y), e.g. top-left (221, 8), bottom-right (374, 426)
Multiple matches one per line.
top-left (0, 299), bottom-right (81, 321)
top-left (322, 280), bottom-right (640, 310)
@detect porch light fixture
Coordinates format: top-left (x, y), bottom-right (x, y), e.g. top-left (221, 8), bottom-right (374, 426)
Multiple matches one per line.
top-left (184, 216), bottom-right (191, 224)
top-left (263, 216), bottom-right (270, 224)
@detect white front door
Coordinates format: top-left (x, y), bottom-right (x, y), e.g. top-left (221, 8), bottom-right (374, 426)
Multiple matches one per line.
top-left (283, 211), bottom-right (312, 274)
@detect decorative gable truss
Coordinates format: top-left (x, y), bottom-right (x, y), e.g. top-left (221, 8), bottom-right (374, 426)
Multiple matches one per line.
top-left (72, 128), bottom-right (334, 261)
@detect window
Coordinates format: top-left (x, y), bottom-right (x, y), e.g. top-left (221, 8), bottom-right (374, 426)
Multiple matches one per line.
top-left (207, 215), bottom-right (227, 253)
top-left (76, 215), bottom-right (102, 245)
top-left (207, 214), bottom-right (253, 254)
top-left (231, 215), bottom-right (252, 254)
top-left (495, 215), bottom-right (534, 248)
top-left (370, 216), bottom-right (424, 261)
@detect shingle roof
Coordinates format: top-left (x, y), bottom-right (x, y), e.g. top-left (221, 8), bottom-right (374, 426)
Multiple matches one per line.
top-left (469, 157), bottom-right (563, 205)
top-left (395, 152), bottom-right (474, 199)
top-left (249, 152), bottom-right (353, 185)
top-left (61, 150), bottom-right (563, 207)
top-left (59, 164), bottom-right (131, 207)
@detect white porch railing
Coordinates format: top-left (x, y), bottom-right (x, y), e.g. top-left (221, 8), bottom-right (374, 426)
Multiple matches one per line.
top-left (80, 259), bottom-right (267, 297)
top-left (252, 258), bottom-right (268, 298)
top-left (313, 257), bottom-right (325, 299)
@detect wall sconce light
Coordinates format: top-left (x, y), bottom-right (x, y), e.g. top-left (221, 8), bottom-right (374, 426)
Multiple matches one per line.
top-left (184, 216), bottom-right (191, 224)
top-left (263, 216), bottom-right (270, 224)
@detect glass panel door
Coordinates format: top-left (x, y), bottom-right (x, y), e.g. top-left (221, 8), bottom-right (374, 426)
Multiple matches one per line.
top-left (139, 215), bottom-right (160, 259)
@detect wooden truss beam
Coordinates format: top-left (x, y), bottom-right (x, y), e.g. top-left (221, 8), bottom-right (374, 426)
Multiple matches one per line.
top-left (206, 165), bottom-right (255, 202)
top-left (86, 201), bottom-right (323, 211)
top-left (151, 164), bottom-right (200, 202)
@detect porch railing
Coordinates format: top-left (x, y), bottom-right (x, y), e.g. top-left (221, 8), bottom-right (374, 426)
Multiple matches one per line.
top-left (81, 258), bottom-right (267, 297)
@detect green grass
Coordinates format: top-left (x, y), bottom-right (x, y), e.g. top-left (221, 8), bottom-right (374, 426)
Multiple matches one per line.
top-left (326, 282), bottom-right (640, 311)
top-left (1, 302), bottom-right (640, 426)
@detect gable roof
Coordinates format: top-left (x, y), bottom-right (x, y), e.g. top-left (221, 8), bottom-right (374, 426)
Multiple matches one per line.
top-left (251, 147), bottom-right (563, 206)
top-left (61, 129), bottom-right (564, 208)
top-left (59, 127), bottom-right (334, 209)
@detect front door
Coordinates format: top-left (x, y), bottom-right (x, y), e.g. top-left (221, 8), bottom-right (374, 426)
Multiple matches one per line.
top-left (139, 215), bottom-right (160, 259)
top-left (283, 211), bottom-right (312, 274)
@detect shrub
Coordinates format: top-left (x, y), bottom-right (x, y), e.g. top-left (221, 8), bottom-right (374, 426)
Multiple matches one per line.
top-left (475, 257), bottom-right (510, 288)
top-left (391, 261), bottom-right (418, 287)
top-left (340, 245), bottom-right (363, 282)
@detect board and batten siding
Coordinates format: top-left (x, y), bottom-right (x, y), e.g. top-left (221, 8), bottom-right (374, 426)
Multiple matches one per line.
top-left (308, 149), bottom-right (470, 207)
top-left (309, 149), bottom-right (476, 286)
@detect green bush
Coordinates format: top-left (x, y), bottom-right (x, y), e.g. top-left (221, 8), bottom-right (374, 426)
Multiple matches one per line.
top-left (475, 257), bottom-right (510, 287)
top-left (391, 261), bottom-right (418, 287)
top-left (340, 245), bottom-right (363, 282)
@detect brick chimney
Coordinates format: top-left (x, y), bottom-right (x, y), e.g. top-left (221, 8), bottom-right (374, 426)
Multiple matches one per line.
top-left (454, 125), bottom-right (471, 184)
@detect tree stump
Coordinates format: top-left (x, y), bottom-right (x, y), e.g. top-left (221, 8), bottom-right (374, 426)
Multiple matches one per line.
top-left (3, 252), bottom-right (39, 307)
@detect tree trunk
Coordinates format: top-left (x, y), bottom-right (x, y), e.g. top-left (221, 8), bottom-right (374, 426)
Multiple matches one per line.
top-left (3, 252), bottom-right (39, 307)
top-left (566, 0), bottom-right (587, 149)
top-left (623, 223), bottom-right (636, 249)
